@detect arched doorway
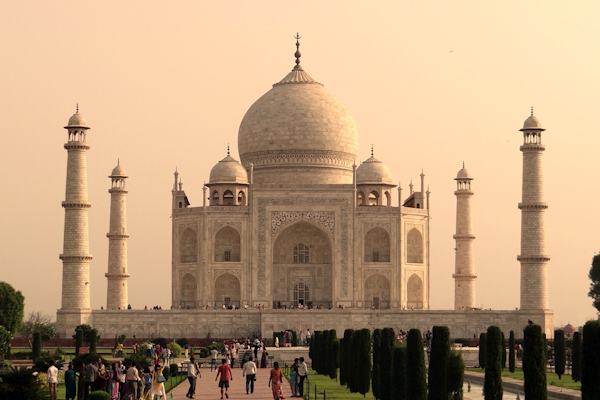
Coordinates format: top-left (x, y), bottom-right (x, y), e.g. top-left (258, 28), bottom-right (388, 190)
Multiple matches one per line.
top-left (272, 222), bottom-right (332, 308)
top-left (364, 274), bottom-right (390, 309)
top-left (407, 274), bottom-right (424, 309)
top-left (214, 273), bottom-right (240, 308)
top-left (180, 273), bottom-right (197, 309)
top-left (214, 226), bottom-right (241, 262)
top-left (364, 227), bottom-right (390, 262)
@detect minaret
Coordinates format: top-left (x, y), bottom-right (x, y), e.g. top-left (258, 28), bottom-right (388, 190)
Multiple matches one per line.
top-left (58, 106), bottom-right (92, 317)
top-left (518, 109), bottom-right (549, 310)
top-left (105, 160), bottom-right (130, 310)
top-left (453, 163), bottom-right (476, 309)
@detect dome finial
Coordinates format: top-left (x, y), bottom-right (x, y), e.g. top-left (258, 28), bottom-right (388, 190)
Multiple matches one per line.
top-left (76, 103), bottom-right (79, 113)
top-left (370, 144), bottom-right (374, 157)
top-left (531, 106), bottom-right (534, 116)
top-left (227, 143), bottom-right (230, 156)
top-left (294, 32), bottom-right (302, 70)
top-left (462, 160), bottom-right (465, 169)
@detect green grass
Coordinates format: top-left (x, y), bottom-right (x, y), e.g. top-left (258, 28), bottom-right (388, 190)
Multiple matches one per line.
top-left (467, 368), bottom-right (581, 391)
top-left (284, 368), bottom-right (374, 400)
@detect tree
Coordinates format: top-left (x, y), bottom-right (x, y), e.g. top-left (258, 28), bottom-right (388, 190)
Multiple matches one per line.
top-left (372, 329), bottom-right (381, 399)
top-left (391, 345), bottom-right (407, 400)
top-left (18, 312), bottom-right (55, 341)
top-left (553, 329), bottom-right (565, 379)
top-left (331, 338), bottom-right (339, 380)
top-left (501, 332), bottom-right (507, 369)
top-left (0, 325), bottom-right (12, 360)
top-left (406, 329), bottom-right (427, 400)
top-left (428, 326), bottom-right (450, 400)
top-left (447, 351), bottom-right (465, 400)
top-left (356, 328), bottom-right (371, 396)
top-left (572, 331), bottom-right (582, 382)
top-left (327, 329), bottom-right (338, 379)
top-left (478, 332), bottom-right (487, 368)
top-left (321, 330), bottom-right (330, 375)
top-left (582, 320), bottom-right (600, 399)
top-left (88, 328), bottom-right (99, 355)
top-left (340, 329), bottom-right (353, 387)
top-left (349, 330), bottom-right (361, 392)
top-left (312, 331), bottom-right (321, 373)
top-left (380, 328), bottom-right (395, 400)
top-left (588, 254), bottom-right (600, 312)
top-left (523, 324), bottom-right (547, 400)
top-left (32, 331), bottom-right (42, 360)
top-left (483, 326), bottom-right (503, 400)
top-left (508, 330), bottom-right (516, 373)
top-left (74, 327), bottom-right (84, 356)
top-left (0, 282), bottom-right (25, 334)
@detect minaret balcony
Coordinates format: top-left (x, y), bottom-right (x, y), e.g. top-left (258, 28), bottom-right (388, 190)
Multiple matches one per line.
top-left (64, 142), bottom-right (90, 150)
top-left (520, 143), bottom-right (545, 152)
top-left (62, 201), bottom-right (91, 208)
top-left (518, 202), bottom-right (548, 210)
top-left (517, 255), bottom-right (551, 262)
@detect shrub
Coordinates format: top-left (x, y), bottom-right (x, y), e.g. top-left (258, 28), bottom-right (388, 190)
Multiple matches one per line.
top-left (292, 330), bottom-right (299, 347)
top-left (349, 330), bottom-right (360, 392)
top-left (0, 366), bottom-right (49, 399)
top-left (356, 329), bottom-right (371, 396)
top-left (501, 332), bottom-right (507, 369)
top-left (406, 329), bottom-right (426, 400)
top-left (340, 329), bottom-right (353, 387)
top-left (582, 320), bottom-right (600, 399)
top-left (0, 282), bottom-right (25, 334)
top-left (327, 329), bottom-right (337, 379)
top-left (391, 345), bottom-right (407, 400)
top-left (197, 347), bottom-right (210, 358)
top-left (175, 338), bottom-right (189, 348)
top-left (33, 355), bottom-right (63, 372)
top-left (428, 326), bottom-right (450, 400)
top-left (0, 326), bottom-right (12, 360)
top-left (572, 331), bottom-right (582, 382)
top-left (371, 329), bottom-right (381, 399)
top-left (88, 328), bottom-right (99, 354)
top-left (117, 334), bottom-right (126, 344)
top-left (74, 328), bottom-right (84, 356)
top-left (89, 390), bottom-right (110, 400)
top-left (484, 326), bottom-right (503, 400)
top-left (554, 329), bottom-right (565, 379)
top-left (380, 327), bottom-right (395, 400)
top-left (523, 324), bottom-right (547, 400)
top-left (31, 332), bottom-right (42, 360)
top-left (153, 337), bottom-right (169, 348)
top-left (170, 363), bottom-right (179, 376)
top-left (447, 351), bottom-right (464, 400)
top-left (508, 330), bottom-right (516, 373)
top-left (478, 332), bottom-right (487, 368)
top-left (162, 365), bottom-right (171, 380)
top-left (167, 341), bottom-right (182, 357)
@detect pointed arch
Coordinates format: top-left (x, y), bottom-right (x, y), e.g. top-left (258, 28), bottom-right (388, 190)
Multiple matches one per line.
top-left (180, 228), bottom-right (197, 263)
top-left (407, 274), bottom-right (424, 309)
top-left (385, 191), bottom-right (392, 207)
top-left (211, 190), bottom-right (220, 206)
top-left (214, 226), bottom-right (241, 262)
top-left (237, 191), bottom-right (246, 206)
top-left (407, 228), bottom-right (424, 263)
top-left (364, 227), bottom-right (390, 262)
top-left (223, 190), bottom-right (234, 205)
top-left (364, 274), bottom-right (390, 309)
top-left (180, 273), bottom-right (197, 308)
top-left (357, 191), bottom-right (365, 206)
top-left (368, 191), bottom-right (379, 206)
top-left (214, 273), bottom-right (240, 307)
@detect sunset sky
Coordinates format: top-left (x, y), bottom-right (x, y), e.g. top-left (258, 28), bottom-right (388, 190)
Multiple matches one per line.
top-left (1, 1), bottom-right (599, 327)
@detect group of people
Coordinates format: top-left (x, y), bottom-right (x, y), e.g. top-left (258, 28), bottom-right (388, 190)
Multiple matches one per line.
top-left (285, 357), bottom-right (309, 398)
top-left (47, 358), bottom-right (170, 400)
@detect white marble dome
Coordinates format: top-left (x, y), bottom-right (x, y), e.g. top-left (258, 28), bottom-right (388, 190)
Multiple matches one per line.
top-left (356, 156), bottom-right (394, 185)
top-left (456, 165), bottom-right (471, 180)
top-left (66, 111), bottom-right (89, 129)
top-left (209, 154), bottom-right (248, 184)
top-left (522, 113), bottom-right (543, 130)
top-left (237, 65), bottom-right (359, 184)
top-left (111, 162), bottom-right (127, 177)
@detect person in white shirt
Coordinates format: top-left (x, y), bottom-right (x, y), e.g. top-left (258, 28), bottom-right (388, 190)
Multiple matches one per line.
top-left (186, 356), bottom-right (201, 399)
top-left (47, 360), bottom-right (59, 400)
top-left (242, 356), bottom-right (257, 394)
top-left (210, 348), bottom-right (219, 371)
top-left (297, 357), bottom-right (308, 397)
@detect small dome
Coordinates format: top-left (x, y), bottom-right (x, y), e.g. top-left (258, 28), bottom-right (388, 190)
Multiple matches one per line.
top-left (209, 154), bottom-right (248, 184)
top-left (456, 164), bottom-right (471, 180)
top-left (356, 156), bottom-right (394, 185)
top-left (65, 111), bottom-right (90, 129)
top-left (110, 161), bottom-right (127, 177)
top-left (521, 112), bottom-right (543, 131)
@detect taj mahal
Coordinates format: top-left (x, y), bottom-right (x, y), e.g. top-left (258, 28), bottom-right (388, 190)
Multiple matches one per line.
top-left (55, 38), bottom-right (553, 339)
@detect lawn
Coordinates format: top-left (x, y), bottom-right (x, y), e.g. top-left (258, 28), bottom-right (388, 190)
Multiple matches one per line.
top-left (284, 368), bottom-right (374, 400)
top-left (467, 368), bottom-right (580, 391)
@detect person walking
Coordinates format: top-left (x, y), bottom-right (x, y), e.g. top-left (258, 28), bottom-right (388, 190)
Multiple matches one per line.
top-left (268, 361), bottom-right (284, 400)
top-left (126, 362), bottom-right (141, 400)
top-left (215, 358), bottom-right (232, 399)
top-left (242, 356), bottom-right (257, 394)
top-left (145, 364), bottom-right (167, 400)
top-left (186, 356), bottom-right (201, 399)
top-left (64, 362), bottom-right (77, 400)
top-left (210, 348), bottom-right (219, 371)
top-left (289, 358), bottom-right (299, 397)
top-left (82, 360), bottom-right (98, 400)
top-left (108, 363), bottom-right (120, 400)
top-left (297, 357), bottom-right (308, 397)
top-left (47, 360), bottom-right (58, 400)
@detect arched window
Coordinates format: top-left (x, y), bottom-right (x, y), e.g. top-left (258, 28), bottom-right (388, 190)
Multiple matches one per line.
top-left (180, 228), bottom-right (197, 263)
top-left (293, 243), bottom-right (310, 264)
top-left (368, 191), bottom-right (379, 206)
top-left (223, 190), bottom-right (234, 206)
top-left (214, 226), bottom-right (241, 262)
top-left (407, 228), bottom-right (424, 263)
top-left (212, 191), bottom-right (219, 205)
top-left (293, 281), bottom-right (310, 305)
top-left (385, 191), bottom-right (391, 207)
top-left (238, 191), bottom-right (246, 206)
top-left (357, 192), bottom-right (365, 206)
top-left (407, 274), bottom-right (424, 309)
top-left (364, 227), bottom-right (390, 262)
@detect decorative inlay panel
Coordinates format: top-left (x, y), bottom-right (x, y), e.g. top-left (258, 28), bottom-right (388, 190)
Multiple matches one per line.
top-left (271, 211), bottom-right (335, 236)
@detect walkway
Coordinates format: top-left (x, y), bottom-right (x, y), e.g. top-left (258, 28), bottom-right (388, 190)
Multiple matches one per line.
top-left (170, 367), bottom-right (293, 400)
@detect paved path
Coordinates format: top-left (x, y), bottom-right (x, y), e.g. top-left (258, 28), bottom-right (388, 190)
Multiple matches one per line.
top-left (171, 368), bottom-right (293, 400)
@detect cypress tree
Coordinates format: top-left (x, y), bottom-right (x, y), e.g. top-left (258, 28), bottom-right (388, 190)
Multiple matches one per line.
top-left (88, 328), bottom-right (99, 355)
top-left (356, 328), bottom-right (372, 396)
top-left (553, 329), bottom-right (565, 379)
top-left (372, 329), bottom-right (382, 399)
top-left (501, 332), bottom-right (507, 369)
top-left (74, 327), bottom-right (83, 357)
top-left (572, 331), bottom-right (582, 382)
top-left (312, 331), bottom-right (321, 373)
top-left (478, 332), bottom-right (487, 369)
top-left (350, 329), bottom-right (361, 392)
top-left (447, 351), bottom-right (465, 400)
top-left (523, 324), bottom-right (547, 400)
top-left (341, 329), bottom-right (353, 386)
top-left (428, 326), bottom-right (450, 400)
top-left (331, 339), bottom-right (339, 380)
top-left (329, 329), bottom-right (338, 379)
top-left (483, 326), bottom-right (503, 400)
top-left (380, 328), bottom-right (395, 400)
top-left (391, 345), bottom-right (407, 400)
top-left (321, 329), bottom-right (330, 375)
top-left (406, 329), bottom-right (427, 400)
top-left (31, 331), bottom-right (42, 360)
top-left (508, 330), bottom-right (516, 373)
top-left (582, 320), bottom-right (600, 399)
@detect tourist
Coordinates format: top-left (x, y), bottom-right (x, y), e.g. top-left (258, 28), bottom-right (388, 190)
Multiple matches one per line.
top-left (268, 361), bottom-right (284, 400)
top-left (47, 360), bottom-right (58, 400)
top-left (260, 350), bottom-right (268, 368)
top-left (64, 362), bottom-right (77, 400)
top-left (242, 355), bottom-right (257, 394)
top-left (146, 364), bottom-right (167, 400)
top-left (126, 362), bottom-right (141, 399)
top-left (210, 347), bottom-right (219, 371)
top-left (297, 357), bottom-right (308, 397)
top-left (96, 361), bottom-right (109, 391)
top-left (186, 356), bottom-right (201, 399)
top-left (289, 358), bottom-right (299, 397)
top-left (141, 366), bottom-right (153, 398)
top-left (215, 358), bottom-right (232, 399)
top-left (108, 363), bottom-right (120, 400)
top-left (82, 360), bottom-right (98, 400)
top-left (275, 336), bottom-right (280, 348)
top-left (230, 344), bottom-right (237, 368)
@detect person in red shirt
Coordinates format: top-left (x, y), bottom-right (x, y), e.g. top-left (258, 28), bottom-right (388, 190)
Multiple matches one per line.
top-left (215, 358), bottom-right (232, 399)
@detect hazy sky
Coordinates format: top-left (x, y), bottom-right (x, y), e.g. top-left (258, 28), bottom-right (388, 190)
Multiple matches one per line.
top-left (1, 1), bottom-right (598, 327)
